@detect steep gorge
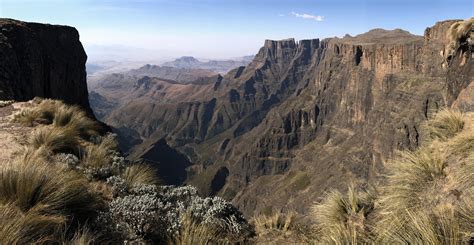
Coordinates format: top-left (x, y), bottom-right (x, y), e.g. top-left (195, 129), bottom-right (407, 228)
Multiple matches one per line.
top-left (92, 19), bottom-right (473, 216)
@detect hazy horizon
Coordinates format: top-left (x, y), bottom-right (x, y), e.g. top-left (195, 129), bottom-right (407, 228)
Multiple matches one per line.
top-left (1, 0), bottom-right (472, 62)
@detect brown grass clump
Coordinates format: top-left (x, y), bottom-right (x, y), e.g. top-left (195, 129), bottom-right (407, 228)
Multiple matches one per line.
top-left (81, 143), bottom-right (112, 170)
top-left (374, 110), bottom-right (474, 243)
top-left (0, 203), bottom-right (66, 244)
top-left (168, 212), bottom-right (222, 245)
top-left (122, 164), bottom-right (159, 188)
top-left (253, 211), bottom-right (296, 234)
top-left (427, 109), bottom-right (464, 140)
top-left (13, 98), bottom-right (100, 139)
top-left (311, 184), bottom-right (375, 244)
top-left (53, 104), bottom-right (100, 139)
top-left (0, 159), bottom-right (100, 226)
top-left (65, 229), bottom-right (96, 245)
top-left (13, 99), bottom-right (63, 126)
top-left (29, 126), bottom-right (80, 155)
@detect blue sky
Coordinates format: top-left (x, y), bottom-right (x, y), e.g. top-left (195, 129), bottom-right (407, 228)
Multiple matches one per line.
top-left (1, 0), bottom-right (472, 61)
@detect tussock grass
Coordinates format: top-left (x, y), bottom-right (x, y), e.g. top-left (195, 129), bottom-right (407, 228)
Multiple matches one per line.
top-left (65, 229), bottom-right (96, 245)
top-left (374, 109), bottom-right (474, 243)
top-left (53, 104), bottom-right (100, 139)
top-left (122, 164), bottom-right (159, 188)
top-left (378, 147), bottom-right (446, 214)
top-left (13, 98), bottom-right (100, 140)
top-left (81, 143), bottom-right (112, 169)
top-left (0, 159), bottom-right (100, 223)
top-left (168, 212), bottom-right (222, 245)
top-left (30, 126), bottom-right (80, 155)
top-left (253, 211), bottom-right (296, 234)
top-left (13, 99), bottom-right (62, 126)
top-left (311, 184), bottom-right (375, 244)
top-left (427, 109), bottom-right (464, 140)
top-left (81, 134), bottom-right (119, 170)
top-left (0, 203), bottom-right (66, 244)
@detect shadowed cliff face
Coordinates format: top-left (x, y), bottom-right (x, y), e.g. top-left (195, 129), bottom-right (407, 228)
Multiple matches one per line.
top-left (91, 19), bottom-right (473, 216)
top-left (0, 19), bottom-right (90, 111)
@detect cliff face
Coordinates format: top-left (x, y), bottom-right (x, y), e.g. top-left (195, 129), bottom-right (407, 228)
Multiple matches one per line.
top-left (91, 18), bottom-right (473, 216)
top-left (0, 19), bottom-right (90, 110)
top-left (228, 19), bottom-right (473, 215)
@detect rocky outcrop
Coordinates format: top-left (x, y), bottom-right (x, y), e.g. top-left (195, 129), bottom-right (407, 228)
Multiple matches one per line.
top-left (91, 18), bottom-right (473, 216)
top-left (0, 19), bottom-right (90, 110)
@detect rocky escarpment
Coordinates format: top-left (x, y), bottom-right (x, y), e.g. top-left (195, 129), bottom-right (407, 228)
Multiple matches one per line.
top-left (91, 18), bottom-right (473, 216)
top-left (0, 19), bottom-right (90, 110)
top-left (227, 19), bottom-right (473, 215)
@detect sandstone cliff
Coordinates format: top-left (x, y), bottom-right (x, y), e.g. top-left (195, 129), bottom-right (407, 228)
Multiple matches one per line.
top-left (91, 18), bottom-right (473, 216)
top-left (0, 19), bottom-right (90, 110)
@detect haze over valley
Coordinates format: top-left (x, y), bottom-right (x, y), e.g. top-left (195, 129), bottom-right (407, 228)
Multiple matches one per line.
top-left (0, 0), bottom-right (473, 243)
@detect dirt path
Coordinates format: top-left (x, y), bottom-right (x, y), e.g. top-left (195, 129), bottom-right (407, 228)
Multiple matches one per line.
top-left (0, 102), bottom-right (31, 163)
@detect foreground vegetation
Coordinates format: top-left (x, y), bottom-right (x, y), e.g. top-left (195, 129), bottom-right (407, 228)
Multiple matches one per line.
top-left (2, 99), bottom-right (253, 244)
top-left (2, 99), bottom-right (472, 243)
top-left (253, 109), bottom-right (473, 243)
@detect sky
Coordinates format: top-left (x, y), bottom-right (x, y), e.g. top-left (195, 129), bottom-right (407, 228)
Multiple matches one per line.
top-left (0, 0), bottom-right (473, 62)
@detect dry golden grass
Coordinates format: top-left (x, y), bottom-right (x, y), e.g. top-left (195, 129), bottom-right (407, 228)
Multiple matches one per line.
top-left (0, 203), bottom-right (66, 244)
top-left (53, 104), bottom-right (100, 139)
top-left (122, 164), bottom-right (159, 188)
top-left (65, 229), bottom-right (96, 245)
top-left (13, 99), bottom-right (63, 126)
top-left (0, 159), bottom-right (100, 224)
top-left (253, 211), bottom-right (296, 234)
top-left (311, 184), bottom-right (375, 244)
top-left (374, 109), bottom-right (474, 243)
top-left (13, 98), bottom-right (100, 139)
top-left (168, 212), bottom-right (223, 245)
top-left (81, 143), bottom-right (111, 169)
top-left (29, 126), bottom-right (80, 155)
top-left (427, 109), bottom-right (464, 140)
top-left (1, 99), bottom-right (114, 243)
top-left (80, 134), bottom-right (120, 171)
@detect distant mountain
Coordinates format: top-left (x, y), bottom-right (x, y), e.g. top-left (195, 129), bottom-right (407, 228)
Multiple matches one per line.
top-left (162, 56), bottom-right (254, 73)
top-left (90, 19), bottom-right (473, 218)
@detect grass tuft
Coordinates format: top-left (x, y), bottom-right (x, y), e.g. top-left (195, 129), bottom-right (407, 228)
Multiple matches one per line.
top-left (0, 159), bottom-right (100, 224)
top-left (121, 164), bottom-right (159, 188)
top-left (29, 126), bottom-right (80, 155)
top-left (427, 109), bottom-right (464, 140)
top-left (0, 203), bottom-right (66, 244)
top-left (168, 212), bottom-right (222, 245)
top-left (311, 184), bottom-right (374, 244)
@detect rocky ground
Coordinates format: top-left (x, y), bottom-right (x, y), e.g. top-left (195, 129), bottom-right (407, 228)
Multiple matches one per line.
top-left (0, 101), bottom-right (31, 163)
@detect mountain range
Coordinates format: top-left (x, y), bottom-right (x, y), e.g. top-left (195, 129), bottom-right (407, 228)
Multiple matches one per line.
top-left (1, 16), bottom-right (473, 243)
top-left (90, 20), bottom-right (473, 216)
top-left (162, 56), bottom-right (254, 73)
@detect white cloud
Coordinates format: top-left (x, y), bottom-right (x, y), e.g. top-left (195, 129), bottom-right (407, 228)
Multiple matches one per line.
top-left (290, 12), bottom-right (324, 21)
top-left (278, 14), bottom-right (285, 17)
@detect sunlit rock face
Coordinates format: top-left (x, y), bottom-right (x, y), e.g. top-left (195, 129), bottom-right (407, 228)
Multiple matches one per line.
top-left (90, 19), bottom-right (473, 217)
